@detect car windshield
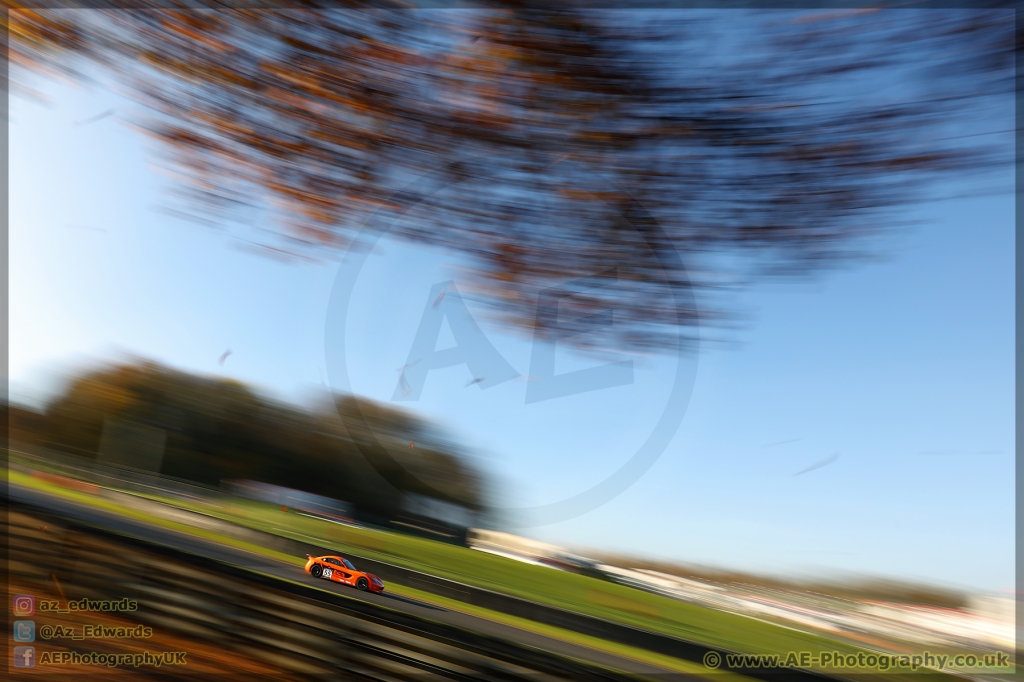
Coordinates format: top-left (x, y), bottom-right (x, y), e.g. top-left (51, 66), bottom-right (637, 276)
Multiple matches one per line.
top-left (343, 559), bottom-right (356, 570)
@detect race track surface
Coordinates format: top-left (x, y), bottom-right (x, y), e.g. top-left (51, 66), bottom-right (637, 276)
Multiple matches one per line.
top-left (8, 482), bottom-right (696, 679)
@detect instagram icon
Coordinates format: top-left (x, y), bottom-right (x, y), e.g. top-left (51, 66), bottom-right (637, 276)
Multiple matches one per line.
top-left (13, 595), bottom-right (34, 617)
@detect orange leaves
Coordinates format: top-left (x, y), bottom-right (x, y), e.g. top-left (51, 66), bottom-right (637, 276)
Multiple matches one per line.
top-left (557, 189), bottom-right (625, 204)
top-left (8, 5), bottom-right (1011, 351)
top-left (558, 188), bottom-right (593, 201)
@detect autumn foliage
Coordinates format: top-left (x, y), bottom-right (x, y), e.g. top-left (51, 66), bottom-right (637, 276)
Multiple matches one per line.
top-left (6, 4), bottom-right (1014, 350)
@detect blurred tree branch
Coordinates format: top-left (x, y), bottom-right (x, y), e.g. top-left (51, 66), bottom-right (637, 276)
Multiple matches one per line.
top-left (6, 2), bottom-right (1015, 351)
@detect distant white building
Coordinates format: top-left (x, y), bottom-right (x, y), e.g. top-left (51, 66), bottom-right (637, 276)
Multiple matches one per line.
top-left (468, 529), bottom-right (563, 557)
top-left (970, 593), bottom-right (1015, 623)
top-left (857, 599), bottom-right (1014, 651)
top-left (465, 530), bottom-right (605, 573)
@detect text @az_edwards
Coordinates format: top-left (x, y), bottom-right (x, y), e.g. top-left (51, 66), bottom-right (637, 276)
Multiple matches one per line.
top-left (39, 623), bottom-right (153, 640)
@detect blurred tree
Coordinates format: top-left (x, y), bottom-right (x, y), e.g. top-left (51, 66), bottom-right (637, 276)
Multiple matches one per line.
top-left (333, 394), bottom-right (487, 510)
top-left (21, 360), bottom-right (486, 518)
top-left (9, 404), bottom-right (52, 449)
top-left (6, 4), bottom-right (1014, 351)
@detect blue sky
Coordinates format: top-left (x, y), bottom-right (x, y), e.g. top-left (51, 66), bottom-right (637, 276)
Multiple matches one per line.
top-left (10, 66), bottom-right (1013, 595)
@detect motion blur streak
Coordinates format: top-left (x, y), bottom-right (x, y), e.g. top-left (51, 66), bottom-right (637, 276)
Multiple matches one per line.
top-left (4, 5), bottom-right (1015, 680)
top-left (7, 4), bottom-right (1013, 351)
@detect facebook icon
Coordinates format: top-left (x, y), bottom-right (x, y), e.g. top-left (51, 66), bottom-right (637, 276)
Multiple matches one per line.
top-left (13, 646), bottom-right (35, 668)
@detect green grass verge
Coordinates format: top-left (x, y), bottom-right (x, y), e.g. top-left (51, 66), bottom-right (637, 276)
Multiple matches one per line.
top-left (10, 469), bottom-right (736, 679)
top-left (145, 494), bottom-right (879, 661)
top-left (385, 582), bottom-right (753, 681)
top-left (8, 467), bottom-right (968, 681)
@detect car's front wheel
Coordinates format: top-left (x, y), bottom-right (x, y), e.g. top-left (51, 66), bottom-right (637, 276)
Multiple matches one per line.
top-left (310, 564), bottom-right (322, 578)
top-left (356, 577), bottom-right (368, 591)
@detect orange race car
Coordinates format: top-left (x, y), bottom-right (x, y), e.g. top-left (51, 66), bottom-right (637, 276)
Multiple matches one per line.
top-left (304, 554), bottom-right (385, 593)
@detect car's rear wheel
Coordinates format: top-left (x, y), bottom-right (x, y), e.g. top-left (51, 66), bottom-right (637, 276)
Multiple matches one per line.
top-left (356, 577), bottom-right (368, 591)
top-left (310, 564), bottom-right (322, 578)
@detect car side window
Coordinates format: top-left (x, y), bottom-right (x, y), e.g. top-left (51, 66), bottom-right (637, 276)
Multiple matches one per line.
top-left (325, 558), bottom-right (340, 566)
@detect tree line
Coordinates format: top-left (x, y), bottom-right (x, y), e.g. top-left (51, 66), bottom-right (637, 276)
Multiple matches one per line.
top-left (9, 359), bottom-right (488, 525)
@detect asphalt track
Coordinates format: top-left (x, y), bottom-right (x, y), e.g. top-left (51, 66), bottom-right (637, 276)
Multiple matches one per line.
top-left (8, 482), bottom-right (695, 679)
